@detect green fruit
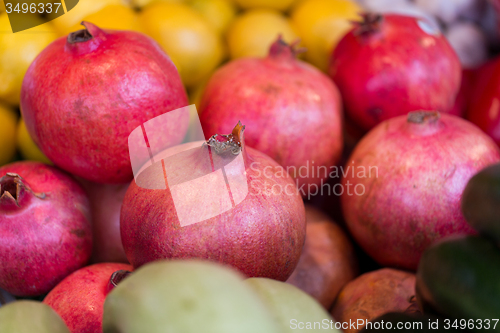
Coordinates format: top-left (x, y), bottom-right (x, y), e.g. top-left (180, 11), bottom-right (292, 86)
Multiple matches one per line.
top-left (360, 312), bottom-right (474, 333)
top-left (462, 163), bottom-right (500, 243)
top-left (416, 235), bottom-right (500, 327)
top-left (103, 260), bottom-right (285, 333)
top-left (245, 278), bottom-right (339, 333)
top-left (0, 300), bottom-right (70, 333)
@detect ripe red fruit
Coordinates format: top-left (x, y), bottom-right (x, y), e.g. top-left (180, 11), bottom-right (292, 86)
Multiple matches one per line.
top-left (466, 57), bottom-right (500, 147)
top-left (21, 22), bottom-right (188, 184)
top-left (330, 14), bottom-right (461, 131)
top-left (341, 112), bottom-right (500, 271)
top-left (44, 263), bottom-right (132, 333)
top-left (121, 123), bottom-right (306, 281)
top-left (0, 161), bottom-right (92, 296)
top-left (78, 180), bottom-right (129, 264)
top-left (199, 37), bottom-right (343, 193)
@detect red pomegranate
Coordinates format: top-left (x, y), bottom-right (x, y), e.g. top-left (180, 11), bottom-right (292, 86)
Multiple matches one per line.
top-left (466, 57), bottom-right (500, 147)
top-left (330, 14), bottom-right (461, 131)
top-left (44, 263), bottom-right (132, 333)
top-left (20, 22), bottom-right (189, 184)
top-left (120, 123), bottom-right (306, 281)
top-left (341, 112), bottom-right (500, 271)
top-left (199, 37), bottom-right (343, 193)
top-left (0, 161), bottom-right (92, 296)
top-left (78, 180), bottom-right (129, 264)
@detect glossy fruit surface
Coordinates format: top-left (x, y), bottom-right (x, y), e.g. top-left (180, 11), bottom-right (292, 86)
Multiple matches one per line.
top-left (190, 0), bottom-right (236, 34)
top-left (103, 260), bottom-right (284, 333)
top-left (44, 263), bottom-right (133, 333)
top-left (21, 22), bottom-right (188, 184)
top-left (341, 112), bottom-right (500, 270)
top-left (330, 14), bottom-right (462, 131)
top-left (0, 161), bottom-right (92, 296)
top-left (291, 0), bottom-right (362, 71)
top-left (140, 2), bottom-right (224, 88)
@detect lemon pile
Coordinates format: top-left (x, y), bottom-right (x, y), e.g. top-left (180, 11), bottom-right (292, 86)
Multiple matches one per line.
top-left (0, 0), bottom-right (362, 166)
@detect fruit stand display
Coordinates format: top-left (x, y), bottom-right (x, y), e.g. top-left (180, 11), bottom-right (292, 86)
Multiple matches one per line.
top-left (0, 0), bottom-right (500, 332)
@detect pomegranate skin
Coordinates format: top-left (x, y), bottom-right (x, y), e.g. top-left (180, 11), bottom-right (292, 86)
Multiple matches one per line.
top-left (121, 131), bottom-right (306, 281)
top-left (341, 112), bottom-right (500, 271)
top-left (200, 39), bottom-right (343, 191)
top-left (466, 57), bottom-right (500, 147)
top-left (0, 161), bottom-right (92, 297)
top-left (330, 14), bottom-right (461, 131)
top-left (78, 179), bottom-right (129, 264)
top-left (20, 22), bottom-right (188, 184)
top-left (44, 263), bottom-right (132, 333)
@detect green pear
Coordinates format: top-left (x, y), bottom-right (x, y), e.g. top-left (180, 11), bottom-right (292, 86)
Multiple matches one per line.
top-left (103, 260), bottom-right (285, 333)
top-left (245, 278), bottom-right (341, 333)
top-left (0, 300), bottom-right (70, 333)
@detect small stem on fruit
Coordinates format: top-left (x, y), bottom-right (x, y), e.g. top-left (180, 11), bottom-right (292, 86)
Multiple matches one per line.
top-left (205, 122), bottom-right (245, 155)
top-left (268, 36), bottom-right (306, 60)
top-left (68, 27), bottom-right (93, 44)
top-left (407, 111), bottom-right (441, 124)
top-left (354, 13), bottom-right (384, 38)
top-left (107, 270), bottom-right (132, 294)
top-left (0, 173), bottom-right (45, 208)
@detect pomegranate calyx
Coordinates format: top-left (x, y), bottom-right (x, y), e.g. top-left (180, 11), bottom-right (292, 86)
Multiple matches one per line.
top-left (0, 173), bottom-right (45, 207)
top-left (206, 121), bottom-right (246, 155)
top-left (107, 270), bottom-right (132, 293)
top-left (407, 111), bottom-right (441, 124)
top-left (269, 36), bottom-right (306, 61)
top-left (68, 28), bottom-right (93, 44)
top-left (354, 13), bottom-right (384, 38)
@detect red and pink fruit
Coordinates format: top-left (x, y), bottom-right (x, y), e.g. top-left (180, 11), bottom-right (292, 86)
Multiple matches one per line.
top-left (329, 14), bottom-right (461, 131)
top-left (44, 263), bottom-right (132, 333)
top-left (466, 57), bottom-right (500, 147)
top-left (120, 123), bottom-right (306, 281)
top-left (0, 161), bottom-right (92, 296)
top-left (20, 22), bottom-right (188, 184)
top-left (341, 112), bottom-right (500, 271)
top-left (199, 37), bottom-right (343, 192)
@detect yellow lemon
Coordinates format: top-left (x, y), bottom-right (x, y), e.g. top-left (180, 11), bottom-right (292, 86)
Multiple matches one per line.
top-left (0, 104), bottom-right (17, 166)
top-left (49, 0), bottom-right (125, 36)
top-left (65, 4), bottom-right (143, 34)
top-left (0, 13), bottom-right (58, 106)
top-left (140, 2), bottom-right (224, 88)
top-left (232, 0), bottom-right (297, 11)
top-left (128, 0), bottom-right (186, 10)
top-left (189, 0), bottom-right (236, 35)
top-left (227, 9), bottom-right (298, 59)
top-left (291, 0), bottom-right (362, 71)
top-left (17, 118), bottom-right (52, 164)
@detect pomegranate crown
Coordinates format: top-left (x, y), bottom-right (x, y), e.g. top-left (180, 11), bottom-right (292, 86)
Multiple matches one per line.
top-left (353, 13), bottom-right (384, 38)
top-left (0, 173), bottom-right (45, 207)
top-left (206, 121), bottom-right (246, 155)
top-left (268, 35), bottom-right (306, 60)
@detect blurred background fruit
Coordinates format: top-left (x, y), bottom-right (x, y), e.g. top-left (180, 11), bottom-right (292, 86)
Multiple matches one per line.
top-left (127, 0), bottom-right (186, 10)
top-left (227, 9), bottom-right (298, 59)
top-left (0, 13), bottom-right (58, 106)
top-left (64, 4), bottom-right (143, 34)
top-left (49, 0), bottom-right (125, 35)
top-left (0, 301), bottom-right (71, 333)
top-left (140, 2), bottom-right (224, 88)
top-left (0, 104), bottom-right (17, 167)
top-left (16, 118), bottom-right (51, 164)
top-left (291, 0), bottom-right (362, 72)
top-left (190, 0), bottom-right (236, 35)
top-left (232, 0), bottom-right (297, 11)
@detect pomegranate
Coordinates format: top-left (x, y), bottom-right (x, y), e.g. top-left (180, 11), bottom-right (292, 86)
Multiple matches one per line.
top-left (121, 122), bottom-right (306, 281)
top-left (78, 179), bottom-right (129, 264)
top-left (332, 268), bottom-right (416, 333)
top-left (329, 14), bottom-right (461, 131)
top-left (466, 57), bottom-right (500, 147)
top-left (199, 37), bottom-right (343, 193)
top-left (341, 111), bottom-right (500, 271)
top-left (44, 263), bottom-right (132, 333)
top-left (449, 69), bottom-right (476, 118)
top-left (286, 205), bottom-right (358, 309)
top-left (0, 161), bottom-right (92, 296)
top-left (20, 22), bottom-right (189, 184)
